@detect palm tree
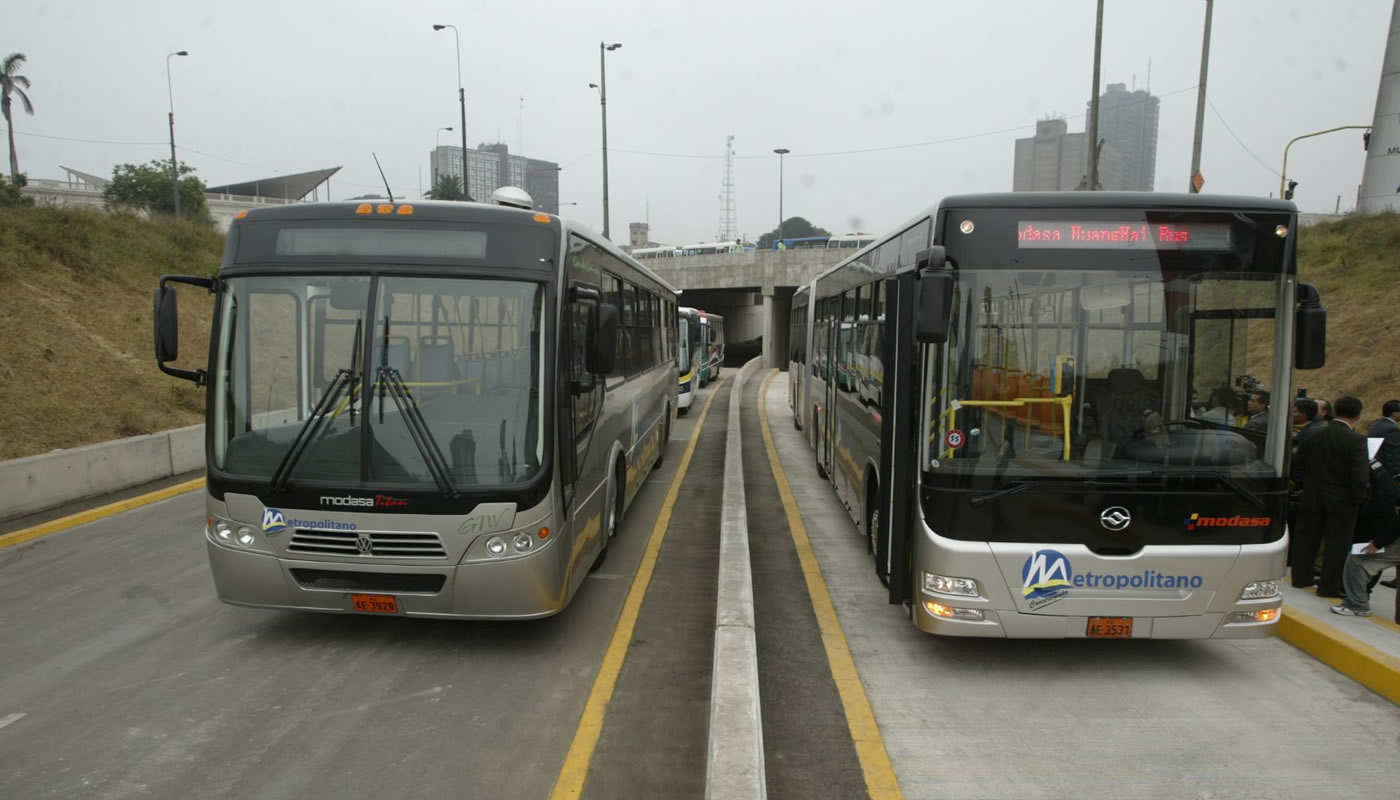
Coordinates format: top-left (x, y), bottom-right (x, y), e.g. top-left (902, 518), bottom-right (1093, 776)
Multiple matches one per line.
top-left (2, 53), bottom-right (35, 182)
top-left (432, 173), bottom-right (465, 201)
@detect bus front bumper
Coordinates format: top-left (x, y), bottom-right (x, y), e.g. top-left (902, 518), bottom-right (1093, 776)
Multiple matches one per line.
top-left (911, 603), bottom-right (1280, 639)
top-left (205, 537), bottom-right (575, 620)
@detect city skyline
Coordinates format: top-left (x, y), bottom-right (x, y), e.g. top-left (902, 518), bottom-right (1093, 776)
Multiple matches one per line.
top-left (7, 1), bottom-right (1388, 244)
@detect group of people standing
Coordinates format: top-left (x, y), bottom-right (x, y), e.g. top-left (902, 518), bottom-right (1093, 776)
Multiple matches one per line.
top-left (1288, 395), bottom-right (1400, 621)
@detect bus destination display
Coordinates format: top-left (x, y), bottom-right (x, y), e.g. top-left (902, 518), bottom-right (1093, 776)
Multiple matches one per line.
top-left (1017, 221), bottom-right (1233, 251)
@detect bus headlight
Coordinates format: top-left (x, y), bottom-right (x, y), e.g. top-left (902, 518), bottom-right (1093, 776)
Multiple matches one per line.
top-left (236, 527), bottom-right (257, 547)
top-left (924, 601), bottom-right (985, 621)
top-left (512, 532), bottom-right (534, 552)
top-left (1226, 608), bottom-right (1280, 624)
top-left (1239, 580), bottom-right (1279, 600)
top-left (485, 536), bottom-right (508, 556)
top-left (923, 572), bottom-right (979, 597)
top-left (214, 521), bottom-right (233, 542)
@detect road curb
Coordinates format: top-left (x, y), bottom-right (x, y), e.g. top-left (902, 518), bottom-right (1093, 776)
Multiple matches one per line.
top-left (0, 424), bottom-right (204, 523)
top-left (1277, 603), bottom-right (1400, 706)
top-left (706, 357), bottom-right (767, 800)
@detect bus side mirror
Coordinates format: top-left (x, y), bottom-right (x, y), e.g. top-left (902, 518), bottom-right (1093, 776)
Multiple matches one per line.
top-left (153, 286), bottom-right (179, 363)
top-left (153, 274), bottom-right (217, 385)
top-left (1295, 282), bottom-right (1326, 369)
top-left (914, 247), bottom-right (953, 344)
top-left (591, 302), bottom-right (619, 376)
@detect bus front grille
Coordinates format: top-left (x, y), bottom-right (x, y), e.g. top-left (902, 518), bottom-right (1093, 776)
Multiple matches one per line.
top-left (287, 529), bottom-right (448, 559)
top-left (290, 569), bottom-right (447, 594)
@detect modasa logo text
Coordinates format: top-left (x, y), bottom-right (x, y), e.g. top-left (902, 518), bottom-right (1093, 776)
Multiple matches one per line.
top-left (1184, 514), bottom-right (1272, 531)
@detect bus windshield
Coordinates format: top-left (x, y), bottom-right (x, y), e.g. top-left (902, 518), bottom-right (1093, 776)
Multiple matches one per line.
top-left (922, 265), bottom-right (1291, 484)
top-left (211, 273), bottom-right (545, 490)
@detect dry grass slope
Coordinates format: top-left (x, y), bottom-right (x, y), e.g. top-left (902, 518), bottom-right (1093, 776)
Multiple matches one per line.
top-left (0, 205), bottom-right (1397, 461)
top-left (0, 205), bottom-right (220, 460)
top-left (1294, 211), bottom-right (1400, 420)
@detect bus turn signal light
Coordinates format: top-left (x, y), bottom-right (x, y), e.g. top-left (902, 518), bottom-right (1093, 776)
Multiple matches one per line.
top-left (356, 203), bottom-right (373, 215)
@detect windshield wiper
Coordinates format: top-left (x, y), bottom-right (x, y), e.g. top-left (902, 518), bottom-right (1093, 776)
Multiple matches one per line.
top-left (376, 316), bottom-right (459, 498)
top-left (1185, 469), bottom-right (1266, 510)
top-left (968, 480), bottom-right (1039, 507)
top-left (268, 318), bottom-right (362, 493)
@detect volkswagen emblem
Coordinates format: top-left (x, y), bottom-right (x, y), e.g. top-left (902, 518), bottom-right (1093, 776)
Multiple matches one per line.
top-left (356, 533), bottom-right (374, 555)
top-left (1100, 506), bottom-right (1131, 531)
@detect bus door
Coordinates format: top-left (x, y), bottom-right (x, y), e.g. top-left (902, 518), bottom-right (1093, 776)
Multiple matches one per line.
top-left (563, 255), bottom-right (606, 550)
top-left (819, 300), bottom-right (837, 479)
top-left (878, 272), bottom-right (919, 602)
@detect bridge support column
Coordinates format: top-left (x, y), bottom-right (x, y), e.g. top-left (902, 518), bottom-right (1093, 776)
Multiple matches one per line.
top-left (761, 286), bottom-right (778, 368)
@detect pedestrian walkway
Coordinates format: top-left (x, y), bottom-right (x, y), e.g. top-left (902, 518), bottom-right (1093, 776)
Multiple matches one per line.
top-left (1277, 574), bottom-right (1400, 705)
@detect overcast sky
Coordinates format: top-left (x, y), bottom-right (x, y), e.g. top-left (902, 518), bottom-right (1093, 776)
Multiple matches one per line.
top-left (8, 0), bottom-right (1391, 244)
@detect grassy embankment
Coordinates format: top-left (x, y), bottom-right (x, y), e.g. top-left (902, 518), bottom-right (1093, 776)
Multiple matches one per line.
top-left (0, 204), bottom-right (219, 460)
top-left (0, 204), bottom-right (1397, 462)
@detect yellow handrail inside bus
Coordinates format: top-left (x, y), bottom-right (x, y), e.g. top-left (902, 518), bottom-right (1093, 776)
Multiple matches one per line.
top-left (936, 395), bottom-right (1074, 461)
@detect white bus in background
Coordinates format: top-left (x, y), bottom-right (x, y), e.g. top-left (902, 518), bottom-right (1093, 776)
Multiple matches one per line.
top-left (152, 195), bottom-right (679, 620)
top-left (677, 242), bottom-right (744, 256)
top-left (632, 246), bottom-right (681, 260)
top-left (826, 233), bottom-right (878, 250)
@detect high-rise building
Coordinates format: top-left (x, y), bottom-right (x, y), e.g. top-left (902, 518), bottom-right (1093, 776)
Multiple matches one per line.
top-left (428, 144), bottom-right (560, 213)
top-left (1013, 117), bottom-right (1126, 192)
top-left (1091, 83), bottom-right (1159, 191)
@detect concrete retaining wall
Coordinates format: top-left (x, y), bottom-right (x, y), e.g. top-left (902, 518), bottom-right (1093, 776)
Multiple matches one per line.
top-left (0, 425), bottom-right (204, 522)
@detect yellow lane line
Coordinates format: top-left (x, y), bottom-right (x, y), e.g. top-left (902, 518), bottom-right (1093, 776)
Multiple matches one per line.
top-left (549, 377), bottom-right (727, 800)
top-left (0, 478), bottom-right (206, 551)
top-left (1278, 604), bottom-right (1400, 706)
top-left (756, 369), bottom-right (903, 800)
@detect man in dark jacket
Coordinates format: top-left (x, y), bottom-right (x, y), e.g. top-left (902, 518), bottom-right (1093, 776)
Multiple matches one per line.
top-left (1331, 459), bottom-right (1400, 620)
top-left (1365, 399), bottom-right (1400, 588)
top-left (1291, 396), bottom-right (1371, 596)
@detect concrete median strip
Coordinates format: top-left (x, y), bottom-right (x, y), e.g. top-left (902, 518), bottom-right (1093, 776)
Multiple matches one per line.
top-left (0, 424), bottom-right (204, 523)
top-left (706, 357), bottom-right (767, 800)
top-left (1277, 604), bottom-right (1400, 706)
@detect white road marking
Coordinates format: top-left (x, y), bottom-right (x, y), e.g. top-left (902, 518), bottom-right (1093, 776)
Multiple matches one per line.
top-left (0, 712), bottom-right (28, 730)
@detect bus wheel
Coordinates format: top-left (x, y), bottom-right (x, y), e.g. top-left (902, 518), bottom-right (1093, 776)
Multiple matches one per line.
top-left (591, 463), bottom-right (623, 571)
top-left (655, 410), bottom-right (670, 467)
top-left (866, 483), bottom-right (879, 556)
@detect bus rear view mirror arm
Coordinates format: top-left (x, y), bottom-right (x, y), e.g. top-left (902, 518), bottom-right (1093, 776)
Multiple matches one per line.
top-left (152, 274), bottom-right (216, 386)
top-left (914, 247), bottom-right (953, 344)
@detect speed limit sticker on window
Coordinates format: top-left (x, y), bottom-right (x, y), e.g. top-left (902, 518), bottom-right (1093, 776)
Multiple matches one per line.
top-left (946, 429), bottom-right (965, 449)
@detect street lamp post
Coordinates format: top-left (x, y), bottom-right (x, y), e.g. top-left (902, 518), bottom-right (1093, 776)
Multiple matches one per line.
top-left (595, 42), bottom-right (622, 239)
top-left (166, 50), bottom-right (188, 218)
top-left (773, 148), bottom-right (790, 246)
top-left (1188, 0), bottom-right (1214, 193)
top-left (1280, 125), bottom-right (1372, 201)
top-left (433, 24), bottom-right (470, 200)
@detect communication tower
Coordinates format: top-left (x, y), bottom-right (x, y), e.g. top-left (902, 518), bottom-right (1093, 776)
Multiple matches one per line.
top-left (718, 135), bottom-right (737, 242)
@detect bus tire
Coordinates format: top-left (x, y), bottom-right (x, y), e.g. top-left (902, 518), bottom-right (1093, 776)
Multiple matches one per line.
top-left (591, 460), bottom-right (624, 572)
top-left (655, 409), bottom-right (670, 468)
top-left (865, 475), bottom-right (879, 556)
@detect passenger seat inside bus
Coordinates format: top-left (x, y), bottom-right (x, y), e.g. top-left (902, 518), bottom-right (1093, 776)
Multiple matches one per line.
top-left (416, 336), bottom-right (459, 398)
top-left (1091, 368), bottom-right (1160, 458)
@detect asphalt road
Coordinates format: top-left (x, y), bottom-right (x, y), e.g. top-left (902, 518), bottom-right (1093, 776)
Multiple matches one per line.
top-left (0, 379), bottom-right (727, 800)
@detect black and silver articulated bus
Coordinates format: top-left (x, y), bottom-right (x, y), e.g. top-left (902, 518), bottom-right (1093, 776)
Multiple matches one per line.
top-left (792, 192), bottom-right (1325, 638)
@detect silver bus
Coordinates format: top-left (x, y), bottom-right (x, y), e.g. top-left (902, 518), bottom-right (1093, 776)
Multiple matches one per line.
top-left (794, 192), bottom-right (1326, 638)
top-left (677, 306), bottom-right (704, 413)
top-left (153, 197), bottom-right (679, 619)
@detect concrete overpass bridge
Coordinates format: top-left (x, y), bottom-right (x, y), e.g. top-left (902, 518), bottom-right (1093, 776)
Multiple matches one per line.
top-left (646, 248), bottom-right (846, 368)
